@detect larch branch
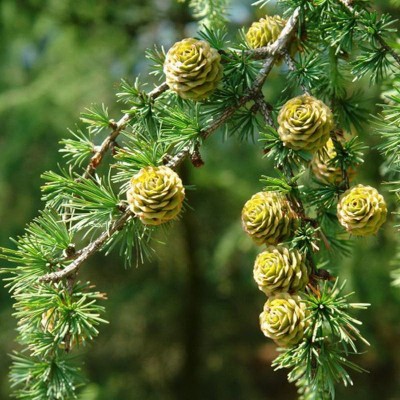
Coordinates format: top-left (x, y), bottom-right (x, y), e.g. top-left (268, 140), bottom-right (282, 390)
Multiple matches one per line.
top-left (41, 7), bottom-right (300, 283)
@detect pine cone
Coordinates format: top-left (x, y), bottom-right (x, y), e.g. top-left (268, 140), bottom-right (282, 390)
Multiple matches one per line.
top-left (246, 15), bottom-right (286, 49)
top-left (278, 95), bottom-right (334, 153)
top-left (337, 184), bottom-right (387, 236)
top-left (241, 191), bottom-right (298, 245)
top-left (127, 166), bottom-right (185, 226)
top-left (259, 293), bottom-right (308, 347)
top-left (253, 245), bottom-right (309, 296)
top-left (163, 38), bottom-right (223, 101)
top-left (311, 138), bottom-right (356, 184)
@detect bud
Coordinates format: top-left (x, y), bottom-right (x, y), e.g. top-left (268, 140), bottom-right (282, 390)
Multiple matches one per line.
top-left (253, 245), bottom-right (309, 296)
top-left (127, 166), bottom-right (185, 226)
top-left (278, 95), bottom-right (334, 153)
top-left (259, 293), bottom-right (309, 347)
top-left (337, 184), bottom-right (387, 236)
top-left (241, 191), bottom-right (298, 245)
top-left (311, 138), bottom-right (356, 184)
top-left (246, 15), bottom-right (286, 49)
top-left (163, 38), bottom-right (223, 101)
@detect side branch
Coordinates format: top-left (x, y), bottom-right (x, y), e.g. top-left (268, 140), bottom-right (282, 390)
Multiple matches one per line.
top-left (40, 208), bottom-right (132, 283)
top-left (83, 82), bottom-right (168, 179)
top-left (254, 96), bottom-right (275, 128)
top-left (338, 0), bottom-right (400, 68)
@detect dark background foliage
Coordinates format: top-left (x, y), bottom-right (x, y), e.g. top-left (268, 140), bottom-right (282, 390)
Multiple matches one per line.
top-left (0, 0), bottom-right (399, 399)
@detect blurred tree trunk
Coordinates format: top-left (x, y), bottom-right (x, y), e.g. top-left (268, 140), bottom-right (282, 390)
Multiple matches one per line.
top-left (177, 161), bottom-right (203, 400)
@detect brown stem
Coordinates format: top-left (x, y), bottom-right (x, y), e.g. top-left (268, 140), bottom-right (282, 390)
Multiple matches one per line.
top-left (40, 209), bottom-right (132, 283)
top-left (254, 96), bottom-right (275, 128)
top-left (83, 82), bottom-right (168, 179)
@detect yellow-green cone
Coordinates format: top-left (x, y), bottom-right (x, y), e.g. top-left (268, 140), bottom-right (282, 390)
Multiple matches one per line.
top-left (260, 293), bottom-right (309, 347)
top-left (241, 191), bottom-right (298, 245)
top-left (278, 95), bottom-right (334, 153)
top-left (163, 38), bottom-right (223, 101)
top-left (127, 166), bottom-right (185, 226)
top-left (337, 184), bottom-right (387, 236)
top-left (311, 138), bottom-right (356, 185)
top-left (246, 15), bottom-right (286, 49)
top-left (253, 245), bottom-right (309, 296)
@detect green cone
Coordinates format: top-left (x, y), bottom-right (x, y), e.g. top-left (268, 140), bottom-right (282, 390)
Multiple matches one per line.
top-left (127, 166), bottom-right (185, 226)
top-left (163, 38), bottom-right (223, 101)
top-left (278, 95), bottom-right (334, 153)
top-left (253, 245), bottom-right (309, 296)
top-left (337, 184), bottom-right (387, 236)
top-left (241, 191), bottom-right (298, 245)
top-left (246, 15), bottom-right (286, 49)
top-left (311, 138), bottom-right (356, 185)
top-left (259, 293), bottom-right (309, 347)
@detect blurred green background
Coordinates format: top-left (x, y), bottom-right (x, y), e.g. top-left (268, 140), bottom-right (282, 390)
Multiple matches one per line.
top-left (1, 0), bottom-right (400, 399)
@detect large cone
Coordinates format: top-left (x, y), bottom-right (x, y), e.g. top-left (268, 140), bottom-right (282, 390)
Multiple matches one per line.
top-left (164, 38), bottom-right (223, 101)
top-left (127, 166), bottom-right (185, 226)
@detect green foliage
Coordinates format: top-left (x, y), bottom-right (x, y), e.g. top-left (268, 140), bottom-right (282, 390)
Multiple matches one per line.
top-left (14, 281), bottom-right (107, 355)
top-left (158, 101), bottom-right (203, 151)
top-left (60, 129), bottom-right (94, 168)
top-left (145, 46), bottom-right (166, 81)
top-left (1, 210), bottom-right (73, 292)
top-left (260, 126), bottom-right (313, 170)
top-left (260, 171), bottom-right (295, 194)
top-left (273, 281), bottom-right (369, 399)
top-left (290, 222), bottom-right (321, 255)
top-left (1, 0), bottom-right (399, 399)
top-left (352, 45), bottom-right (394, 85)
top-left (80, 105), bottom-right (111, 135)
top-left (286, 52), bottom-right (328, 94)
top-left (374, 64), bottom-right (400, 288)
top-left (102, 217), bottom-right (155, 267)
top-left (10, 352), bottom-right (84, 400)
top-left (375, 84), bottom-right (400, 170)
top-left (41, 170), bottom-right (120, 234)
top-left (197, 26), bottom-right (229, 51)
top-left (305, 182), bottom-right (343, 210)
top-left (112, 129), bottom-right (167, 190)
top-left (183, 0), bottom-right (230, 27)
top-left (116, 78), bottom-right (156, 118)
